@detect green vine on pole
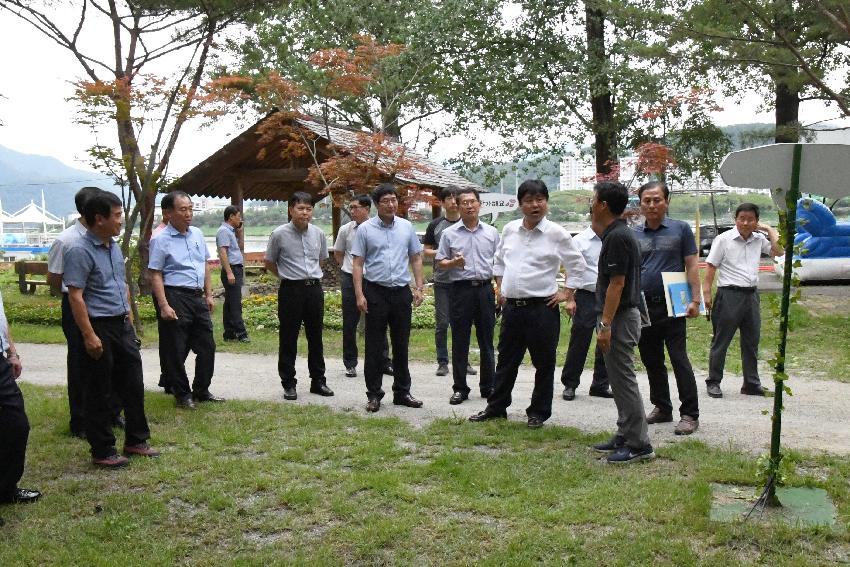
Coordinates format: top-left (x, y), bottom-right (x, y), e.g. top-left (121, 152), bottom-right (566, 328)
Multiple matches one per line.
top-left (747, 144), bottom-right (803, 516)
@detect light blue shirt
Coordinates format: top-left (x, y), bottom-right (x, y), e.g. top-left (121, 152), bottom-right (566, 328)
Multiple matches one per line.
top-left (148, 224), bottom-right (209, 288)
top-left (63, 231), bottom-right (129, 318)
top-left (215, 222), bottom-right (243, 265)
top-left (351, 215), bottom-right (423, 286)
top-left (435, 221), bottom-right (499, 281)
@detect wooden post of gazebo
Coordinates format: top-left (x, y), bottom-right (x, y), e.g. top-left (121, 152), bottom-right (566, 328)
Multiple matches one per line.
top-left (230, 175), bottom-right (244, 252)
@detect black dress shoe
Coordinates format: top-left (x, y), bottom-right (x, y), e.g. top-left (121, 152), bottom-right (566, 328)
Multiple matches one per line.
top-left (562, 387), bottom-right (576, 401)
top-left (741, 384), bottom-right (768, 396)
top-left (589, 388), bottom-right (614, 398)
top-left (366, 399), bottom-right (381, 412)
top-left (706, 383), bottom-right (723, 398)
top-left (393, 393), bottom-right (423, 408)
top-left (194, 392), bottom-right (225, 402)
top-left (238, 335), bottom-right (251, 343)
top-left (449, 391), bottom-right (468, 405)
top-left (9, 488), bottom-right (42, 504)
top-left (283, 387), bottom-right (297, 400)
top-left (310, 383), bottom-right (334, 397)
top-left (527, 416), bottom-right (545, 429)
top-left (176, 396), bottom-right (196, 409)
top-left (468, 410), bottom-right (507, 422)
top-left (382, 364), bottom-right (394, 376)
top-left (112, 415), bottom-right (126, 429)
top-left (466, 364), bottom-right (477, 375)
top-left (480, 388), bottom-right (493, 399)
top-left (70, 429), bottom-right (87, 440)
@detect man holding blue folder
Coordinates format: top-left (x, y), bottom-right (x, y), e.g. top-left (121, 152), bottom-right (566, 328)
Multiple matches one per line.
top-left (633, 181), bottom-right (701, 436)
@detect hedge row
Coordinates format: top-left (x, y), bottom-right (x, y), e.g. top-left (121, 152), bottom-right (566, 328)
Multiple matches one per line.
top-left (8, 290), bottom-right (437, 331)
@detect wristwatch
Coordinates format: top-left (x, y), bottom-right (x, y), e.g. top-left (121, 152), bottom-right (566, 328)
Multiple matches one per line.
top-left (596, 321), bottom-right (611, 333)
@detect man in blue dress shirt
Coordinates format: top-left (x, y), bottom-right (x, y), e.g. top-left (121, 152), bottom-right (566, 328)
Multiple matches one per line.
top-left (217, 205), bottom-right (249, 343)
top-left (149, 191), bottom-right (222, 409)
top-left (264, 192), bottom-right (333, 401)
top-left (64, 191), bottom-right (158, 467)
top-left (352, 184), bottom-right (426, 413)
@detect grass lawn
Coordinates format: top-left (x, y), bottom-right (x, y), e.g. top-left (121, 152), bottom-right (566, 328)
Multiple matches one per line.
top-left (1, 385), bottom-right (848, 565)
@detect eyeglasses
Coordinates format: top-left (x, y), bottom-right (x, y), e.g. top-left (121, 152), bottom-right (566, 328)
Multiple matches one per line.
top-left (378, 197), bottom-right (398, 205)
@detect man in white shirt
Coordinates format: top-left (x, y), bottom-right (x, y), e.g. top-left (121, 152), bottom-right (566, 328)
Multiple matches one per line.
top-left (559, 225), bottom-right (611, 401)
top-left (469, 180), bottom-right (587, 428)
top-left (702, 203), bottom-right (781, 398)
top-left (333, 195), bottom-right (391, 378)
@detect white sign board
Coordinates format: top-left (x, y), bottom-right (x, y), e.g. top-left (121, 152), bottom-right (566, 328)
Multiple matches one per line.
top-left (719, 143), bottom-right (850, 208)
top-left (479, 193), bottom-right (519, 221)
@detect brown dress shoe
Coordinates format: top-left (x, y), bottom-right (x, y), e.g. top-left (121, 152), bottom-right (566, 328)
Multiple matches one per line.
top-left (674, 415), bottom-right (699, 435)
top-left (366, 399), bottom-right (381, 413)
top-left (646, 406), bottom-right (673, 424)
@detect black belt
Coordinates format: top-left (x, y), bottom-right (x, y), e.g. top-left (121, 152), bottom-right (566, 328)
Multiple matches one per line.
top-left (505, 297), bottom-right (547, 306)
top-left (720, 285), bottom-right (757, 293)
top-left (646, 295), bottom-right (666, 304)
top-left (453, 279), bottom-right (491, 287)
top-left (364, 280), bottom-right (409, 291)
top-left (90, 314), bottom-right (129, 322)
top-left (280, 278), bottom-right (320, 287)
top-left (165, 286), bottom-right (205, 297)
top-left (230, 263), bottom-right (243, 267)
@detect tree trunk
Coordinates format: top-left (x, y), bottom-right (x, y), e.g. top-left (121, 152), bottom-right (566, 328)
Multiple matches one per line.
top-left (381, 97), bottom-right (402, 140)
top-left (585, 3), bottom-right (618, 176)
top-left (774, 78), bottom-right (801, 143)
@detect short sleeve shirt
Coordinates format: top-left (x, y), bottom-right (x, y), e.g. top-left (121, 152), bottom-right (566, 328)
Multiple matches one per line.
top-left (351, 215), bottom-right (423, 287)
top-left (596, 219), bottom-right (642, 314)
top-left (63, 231), bottom-right (129, 318)
top-left (148, 224), bottom-right (210, 289)
top-left (333, 220), bottom-right (358, 274)
top-left (435, 221), bottom-right (499, 281)
top-left (633, 218), bottom-right (697, 296)
top-left (705, 227), bottom-right (772, 287)
top-left (216, 223), bottom-right (243, 266)
top-left (47, 220), bottom-right (88, 293)
top-left (423, 216), bottom-right (460, 284)
top-left (265, 222), bottom-right (328, 280)
top-left (0, 290), bottom-right (22, 406)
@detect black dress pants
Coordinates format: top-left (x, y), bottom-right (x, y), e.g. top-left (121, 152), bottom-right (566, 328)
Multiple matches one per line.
top-left (340, 272), bottom-right (389, 370)
top-left (363, 282), bottom-right (412, 400)
top-left (156, 288), bottom-right (216, 399)
top-left (449, 281), bottom-right (495, 396)
top-left (638, 303), bottom-right (700, 419)
top-left (486, 300), bottom-right (560, 421)
top-left (62, 293), bottom-right (122, 433)
top-left (80, 317), bottom-right (150, 459)
top-left (560, 289), bottom-right (609, 391)
top-left (277, 280), bottom-right (326, 389)
top-left (0, 358), bottom-right (28, 503)
top-left (221, 264), bottom-right (248, 339)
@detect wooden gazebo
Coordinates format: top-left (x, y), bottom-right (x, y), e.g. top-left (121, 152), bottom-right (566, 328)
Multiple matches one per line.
top-left (175, 112), bottom-right (482, 240)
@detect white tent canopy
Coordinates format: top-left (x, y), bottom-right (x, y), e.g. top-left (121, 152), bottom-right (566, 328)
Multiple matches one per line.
top-left (1, 200), bottom-right (64, 233)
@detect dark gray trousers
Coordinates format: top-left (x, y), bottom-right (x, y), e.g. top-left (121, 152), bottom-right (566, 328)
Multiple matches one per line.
top-left (603, 308), bottom-right (650, 449)
top-left (707, 287), bottom-right (762, 389)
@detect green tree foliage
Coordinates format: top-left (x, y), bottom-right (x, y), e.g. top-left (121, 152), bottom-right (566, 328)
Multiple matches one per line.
top-left (229, 0), bottom-right (461, 143)
top-left (670, 0), bottom-right (850, 142)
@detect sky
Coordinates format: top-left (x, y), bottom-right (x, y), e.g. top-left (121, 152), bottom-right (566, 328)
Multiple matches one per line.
top-left (0, 5), bottom-right (844, 178)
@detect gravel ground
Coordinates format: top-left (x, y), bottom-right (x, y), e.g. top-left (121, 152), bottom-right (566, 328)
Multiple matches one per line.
top-left (16, 342), bottom-right (850, 457)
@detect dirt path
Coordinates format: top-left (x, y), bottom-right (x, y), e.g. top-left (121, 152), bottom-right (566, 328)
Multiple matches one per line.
top-left (16, 342), bottom-right (850, 456)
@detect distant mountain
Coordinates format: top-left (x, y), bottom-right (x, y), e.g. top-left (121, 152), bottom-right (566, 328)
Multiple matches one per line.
top-left (0, 145), bottom-right (115, 217)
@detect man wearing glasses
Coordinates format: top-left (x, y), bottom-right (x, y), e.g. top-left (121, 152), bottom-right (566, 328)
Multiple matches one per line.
top-left (352, 184), bottom-right (426, 413)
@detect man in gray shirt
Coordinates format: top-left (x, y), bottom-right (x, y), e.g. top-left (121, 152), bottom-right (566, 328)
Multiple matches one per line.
top-left (47, 186), bottom-right (122, 438)
top-left (265, 192), bottom-right (333, 401)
